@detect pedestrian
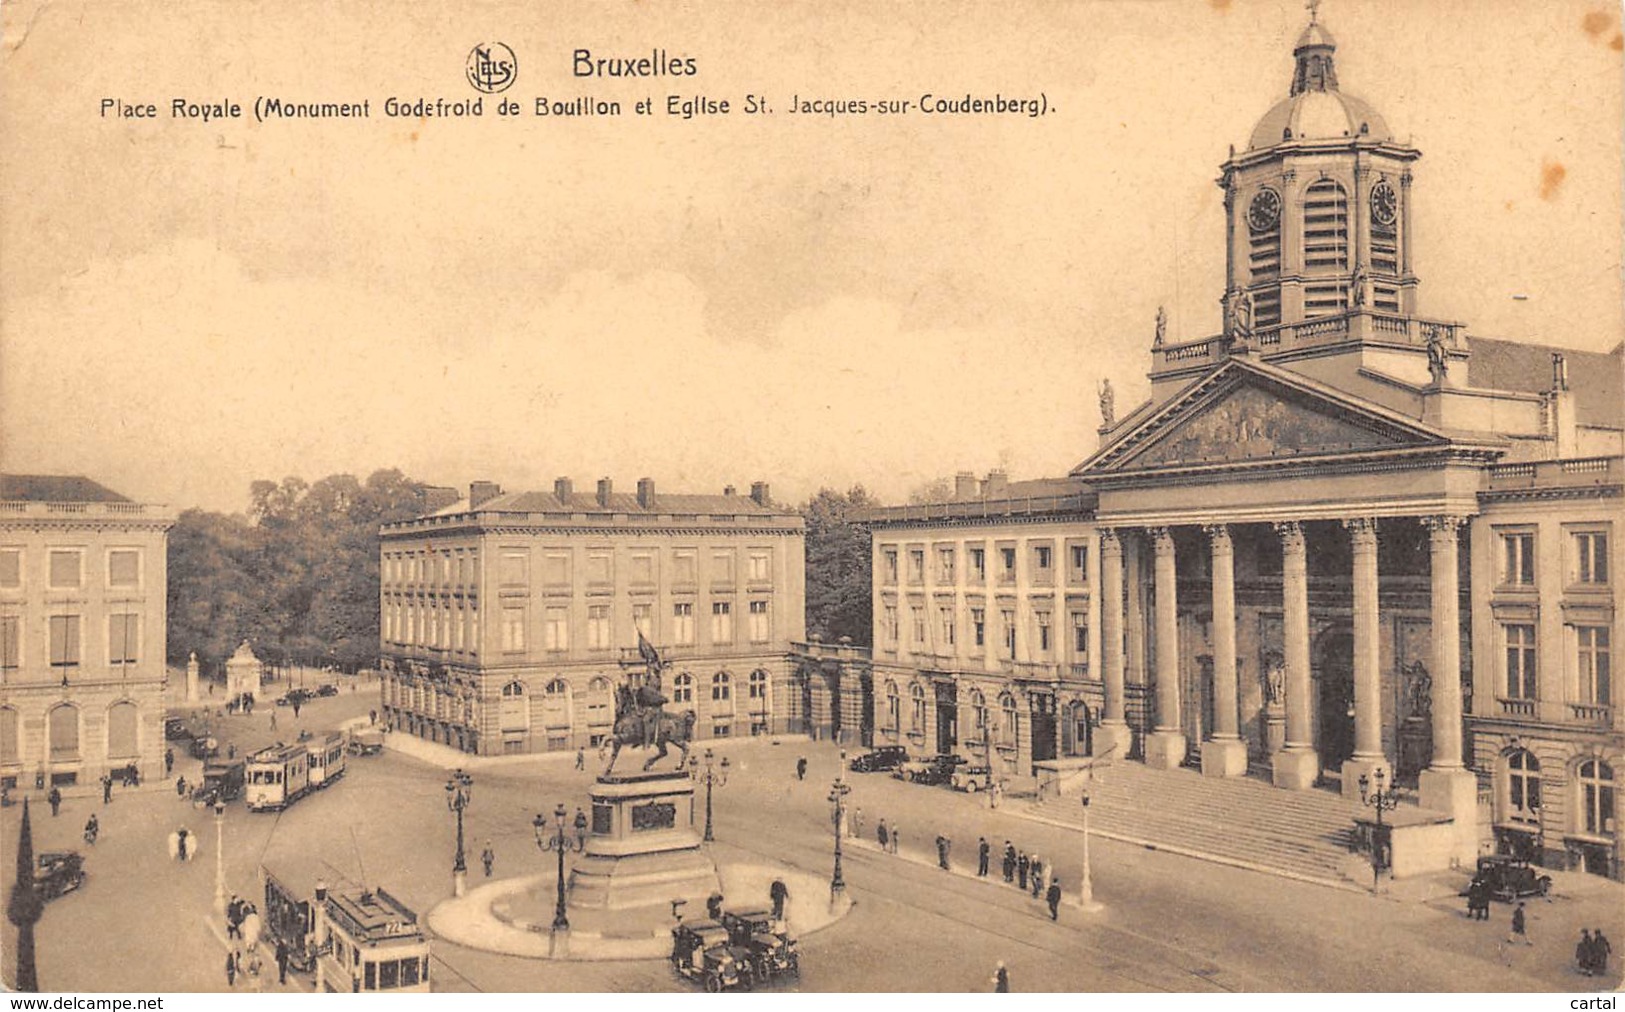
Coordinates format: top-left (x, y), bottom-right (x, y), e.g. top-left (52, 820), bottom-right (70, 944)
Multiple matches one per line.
top-left (83, 815), bottom-right (98, 846)
top-left (990, 779), bottom-right (1002, 809)
top-left (991, 960), bottom-right (1010, 992)
top-left (228, 743), bottom-right (237, 760)
top-left (1507, 902), bottom-right (1533, 946)
top-left (270, 711), bottom-right (277, 732)
top-left (1003, 841), bottom-right (1016, 882)
top-left (877, 819), bottom-right (889, 851)
top-left (1018, 851), bottom-right (1030, 890)
top-left (796, 756), bottom-right (808, 781)
top-left (369, 709), bottom-right (377, 726)
top-left (936, 834), bottom-right (951, 871)
top-left (48, 786), bottom-right (61, 817)
top-left (575, 748), bottom-right (586, 771)
top-left (481, 841), bottom-right (495, 877)
top-left (225, 951), bottom-right (238, 988)
top-left (574, 807), bottom-right (589, 849)
top-left (176, 827), bottom-right (191, 862)
top-left (769, 878), bottom-right (789, 920)
top-left (165, 748), bottom-right (174, 774)
top-left (102, 774), bottom-right (112, 804)
top-left (707, 892), bottom-right (724, 920)
top-left (890, 823), bottom-right (901, 855)
top-left (978, 837), bottom-right (990, 877)
top-left (1047, 877), bottom-right (1063, 921)
top-left (245, 948), bottom-right (263, 991)
top-left (275, 939), bottom-right (290, 985)
top-left (227, 896), bottom-right (243, 939)
top-left (1031, 855), bottom-right (1045, 898)
top-left (851, 806), bottom-right (863, 839)
top-left (1578, 929), bottom-right (1595, 976)
top-left (176, 776), bottom-right (187, 798)
top-left (1594, 928), bottom-right (1612, 976)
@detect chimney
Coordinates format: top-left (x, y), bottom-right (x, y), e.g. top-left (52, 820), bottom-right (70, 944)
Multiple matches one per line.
top-left (723, 484), bottom-right (737, 497)
top-left (637, 477), bottom-right (656, 508)
top-left (983, 469), bottom-right (1009, 498)
top-left (750, 481), bottom-right (771, 507)
top-left (954, 471), bottom-right (980, 501)
top-left (469, 481), bottom-right (502, 509)
top-left (553, 476), bottom-right (574, 501)
top-left (596, 477), bottom-right (613, 507)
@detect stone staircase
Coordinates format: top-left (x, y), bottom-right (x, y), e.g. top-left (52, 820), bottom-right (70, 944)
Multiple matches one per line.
top-left (1023, 760), bottom-right (1365, 887)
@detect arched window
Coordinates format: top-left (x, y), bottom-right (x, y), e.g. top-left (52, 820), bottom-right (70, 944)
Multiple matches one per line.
top-left (1506, 749), bottom-right (1541, 826)
top-left (48, 704), bottom-right (79, 760)
top-left (998, 692), bottom-right (1019, 748)
top-left (1577, 759), bottom-right (1616, 837)
top-left (909, 683), bottom-right (927, 733)
top-left (502, 680), bottom-right (526, 697)
top-left (586, 677), bottom-right (613, 728)
top-left (969, 690), bottom-right (988, 744)
top-left (673, 672), bottom-right (694, 704)
top-left (0, 707), bottom-right (18, 765)
top-left (885, 681), bottom-right (901, 733)
top-left (541, 678), bottom-right (572, 738)
top-left (106, 700), bottom-right (138, 760)
top-left (498, 680), bottom-right (528, 733)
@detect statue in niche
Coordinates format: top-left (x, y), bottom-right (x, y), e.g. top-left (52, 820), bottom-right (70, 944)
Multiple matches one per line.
top-left (1404, 660), bottom-right (1432, 721)
top-left (1262, 650), bottom-right (1286, 707)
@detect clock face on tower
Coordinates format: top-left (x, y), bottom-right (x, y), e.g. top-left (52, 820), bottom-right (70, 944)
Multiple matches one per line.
top-left (1370, 180), bottom-right (1398, 226)
top-left (1247, 188), bottom-right (1281, 232)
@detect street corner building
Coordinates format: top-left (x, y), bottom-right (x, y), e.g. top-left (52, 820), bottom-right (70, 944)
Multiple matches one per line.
top-left (858, 12), bottom-right (1623, 880)
top-left (377, 477), bottom-right (807, 755)
top-left (0, 475), bottom-right (176, 796)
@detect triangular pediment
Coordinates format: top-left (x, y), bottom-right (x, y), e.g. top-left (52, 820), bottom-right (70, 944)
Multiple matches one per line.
top-left (1078, 360), bottom-right (1448, 475)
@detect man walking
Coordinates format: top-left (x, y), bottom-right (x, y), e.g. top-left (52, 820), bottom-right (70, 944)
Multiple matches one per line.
top-left (978, 837), bottom-right (990, 877)
top-left (936, 835), bottom-right (951, 871)
top-left (102, 773), bottom-right (113, 805)
top-left (225, 950), bottom-right (238, 988)
top-left (574, 807), bottom-right (589, 849)
top-left (877, 819), bottom-right (889, 851)
top-left (480, 841), bottom-right (495, 878)
top-left (48, 786), bottom-right (61, 817)
top-left (1507, 902), bottom-right (1533, 946)
top-left (769, 878), bottom-right (789, 920)
top-left (1017, 851), bottom-right (1029, 890)
top-left (1002, 841), bottom-right (1016, 883)
top-left (991, 961), bottom-right (1009, 992)
top-left (850, 806), bottom-right (863, 839)
top-left (890, 823), bottom-right (901, 855)
top-left (575, 749), bottom-right (585, 772)
top-left (275, 939), bottom-right (290, 985)
top-left (1030, 855), bottom-right (1045, 898)
top-left (1593, 928), bottom-right (1612, 976)
top-left (796, 756), bottom-right (808, 781)
top-left (1046, 877), bottom-right (1063, 921)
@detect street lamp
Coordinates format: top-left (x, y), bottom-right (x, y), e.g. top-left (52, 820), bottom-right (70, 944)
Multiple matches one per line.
top-left (212, 800), bottom-right (227, 917)
top-left (444, 769), bottom-right (473, 897)
top-left (1358, 767), bottom-right (1399, 893)
top-left (828, 750), bottom-right (851, 908)
top-left (533, 803), bottom-right (585, 958)
top-left (1078, 790), bottom-right (1103, 912)
top-left (688, 748), bottom-right (730, 843)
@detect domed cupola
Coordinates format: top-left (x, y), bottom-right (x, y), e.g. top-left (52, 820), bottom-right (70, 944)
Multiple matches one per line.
top-left (1248, 15), bottom-right (1391, 149)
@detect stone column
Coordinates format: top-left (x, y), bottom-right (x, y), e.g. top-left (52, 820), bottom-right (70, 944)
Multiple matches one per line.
top-left (1144, 527), bottom-right (1185, 769)
top-left (1202, 525), bottom-right (1247, 777)
top-left (1341, 517), bottom-right (1390, 799)
top-left (1272, 521), bottom-right (1318, 790)
top-left (1419, 515), bottom-right (1479, 866)
top-left (1095, 529), bottom-right (1132, 758)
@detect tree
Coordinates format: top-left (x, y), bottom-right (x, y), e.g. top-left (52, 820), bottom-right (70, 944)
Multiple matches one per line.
top-left (7, 798), bottom-right (40, 991)
top-left (907, 476), bottom-right (955, 505)
top-left (167, 509), bottom-right (262, 671)
top-left (800, 485), bottom-right (880, 646)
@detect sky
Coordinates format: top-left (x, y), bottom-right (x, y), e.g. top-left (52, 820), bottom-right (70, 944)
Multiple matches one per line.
top-left (2, 0), bottom-right (1621, 514)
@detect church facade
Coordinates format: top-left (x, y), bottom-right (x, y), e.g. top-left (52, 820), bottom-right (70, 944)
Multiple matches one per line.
top-left (859, 13), bottom-right (1622, 878)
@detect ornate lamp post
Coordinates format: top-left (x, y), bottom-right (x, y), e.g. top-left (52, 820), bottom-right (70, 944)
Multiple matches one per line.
top-left (444, 769), bottom-right (473, 897)
top-left (1078, 790), bottom-right (1104, 912)
top-left (533, 803), bottom-right (585, 958)
top-left (1358, 767), bottom-right (1399, 893)
top-left (688, 748), bottom-right (730, 843)
top-left (212, 800), bottom-right (227, 916)
top-left (828, 750), bottom-right (851, 908)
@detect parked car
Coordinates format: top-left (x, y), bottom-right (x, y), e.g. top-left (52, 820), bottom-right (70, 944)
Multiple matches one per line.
top-left (164, 717), bottom-right (190, 741)
top-left (276, 689), bottom-right (311, 708)
top-left (848, 746), bottom-right (908, 773)
top-left (721, 910), bottom-right (799, 984)
top-left (315, 684), bottom-right (339, 698)
top-left (348, 728), bottom-right (385, 757)
top-left (671, 920), bottom-right (750, 992)
top-left (1471, 855), bottom-right (1552, 902)
top-left (950, 765), bottom-right (995, 793)
top-left (895, 753), bottom-right (966, 785)
top-left (188, 735), bottom-right (220, 760)
top-left (35, 851), bottom-right (86, 902)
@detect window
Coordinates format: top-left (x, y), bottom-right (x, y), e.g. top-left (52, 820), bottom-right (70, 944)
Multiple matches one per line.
top-left (939, 606), bottom-right (955, 647)
top-left (586, 553), bottom-right (611, 587)
top-left (1504, 623), bottom-right (1536, 699)
top-left (633, 602), bottom-right (653, 639)
top-left (911, 606), bottom-right (926, 646)
top-left (502, 552), bottom-right (531, 586)
top-left (673, 673), bottom-right (694, 704)
top-left (48, 704), bottom-right (79, 759)
top-left (937, 548), bottom-right (955, 583)
top-left (1034, 545), bottom-right (1053, 572)
top-left (1507, 749), bottom-right (1541, 826)
top-left (747, 552), bottom-right (771, 582)
top-left (969, 548), bottom-right (986, 581)
top-left (883, 550), bottom-right (898, 585)
top-left (48, 550), bottom-right (82, 589)
top-left (49, 615), bottom-right (81, 671)
top-left (711, 601), bottom-right (733, 644)
top-left (0, 615), bottom-right (18, 675)
top-left (1577, 759), bottom-right (1616, 837)
top-left (711, 672), bottom-right (732, 703)
top-left (1573, 531), bottom-right (1610, 585)
top-left (909, 683), bottom-right (926, 732)
top-left (999, 547), bottom-right (1016, 582)
top-left (587, 605), bottom-right (611, 650)
top-left (501, 606), bottom-right (526, 652)
top-left (969, 690), bottom-right (988, 743)
top-left (109, 613), bottom-right (139, 666)
top-left (1035, 611), bottom-right (1052, 654)
top-left (998, 692), bottom-right (1018, 747)
top-left (107, 549), bottom-right (140, 588)
top-left (630, 554), bottom-right (655, 586)
top-left (1502, 532), bottom-right (1536, 587)
top-left (1072, 612), bottom-right (1089, 655)
top-left (972, 608), bottom-right (986, 647)
top-left (748, 669), bottom-right (769, 702)
top-left (1302, 179), bottom-right (1349, 273)
top-left (543, 608), bottom-right (569, 651)
top-left (908, 550), bottom-right (925, 584)
top-left (0, 707), bottom-right (17, 763)
top-left (0, 549), bottom-right (19, 589)
top-left (885, 681), bottom-right (901, 732)
top-left (1001, 609), bottom-right (1016, 658)
top-left (711, 551), bottom-right (736, 588)
top-left (883, 605), bottom-right (899, 645)
top-left (1577, 626), bottom-right (1612, 706)
top-left (106, 701), bottom-right (137, 758)
top-left (748, 600), bottom-right (769, 643)
top-left (673, 552), bottom-right (697, 586)
top-left (673, 603), bottom-right (694, 645)
top-left (1069, 544), bottom-right (1088, 583)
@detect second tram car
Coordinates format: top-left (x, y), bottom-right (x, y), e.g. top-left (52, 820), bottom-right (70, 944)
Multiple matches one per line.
top-left (306, 732), bottom-right (347, 788)
top-left (245, 744), bottom-right (311, 811)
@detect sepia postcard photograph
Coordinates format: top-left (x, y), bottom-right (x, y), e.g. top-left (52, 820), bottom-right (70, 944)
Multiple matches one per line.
top-left (0, 0), bottom-right (1621, 998)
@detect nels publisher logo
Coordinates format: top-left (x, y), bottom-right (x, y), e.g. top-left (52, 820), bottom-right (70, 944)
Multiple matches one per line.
top-left (466, 42), bottom-right (517, 93)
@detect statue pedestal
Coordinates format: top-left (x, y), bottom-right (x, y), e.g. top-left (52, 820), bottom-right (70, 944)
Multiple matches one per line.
top-left (568, 771), bottom-right (720, 914)
top-left (1262, 705), bottom-right (1285, 756)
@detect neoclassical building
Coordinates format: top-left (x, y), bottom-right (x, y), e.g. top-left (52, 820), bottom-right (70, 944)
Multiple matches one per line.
top-left (861, 12), bottom-right (1621, 878)
top-left (0, 475), bottom-right (174, 793)
top-left (378, 478), bottom-right (806, 754)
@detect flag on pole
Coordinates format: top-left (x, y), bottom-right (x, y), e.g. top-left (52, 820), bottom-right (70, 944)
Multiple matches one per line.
top-left (636, 627), bottom-right (661, 668)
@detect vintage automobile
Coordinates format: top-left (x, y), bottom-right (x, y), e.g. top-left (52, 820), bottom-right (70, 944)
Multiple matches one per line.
top-left (950, 764), bottom-right (995, 793)
top-left (192, 758), bottom-right (246, 807)
top-left (188, 735), bottom-right (221, 760)
top-left (348, 728), bottom-right (385, 757)
top-left (315, 684), bottom-right (339, 698)
top-left (848, 746), bottom-right (908, 773)
top-left (1472, 855), bottom-right (1553, 902)
top-left (35, 851), bottom-right (86, 902)
top-left (671, 920), bottom-right (751, 992)
top-left (720, 910), bottom-right (799, 983)
top-left (276, 689), bottom-right (311, 708)
top-left (895, 753), bottom-right (967, 785)
top-left (164, 717), bottom-right (190, 741)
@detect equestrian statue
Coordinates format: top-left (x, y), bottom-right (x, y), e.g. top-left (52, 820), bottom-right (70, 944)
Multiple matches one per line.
top-left (602, 632), bottom-right (696, 774)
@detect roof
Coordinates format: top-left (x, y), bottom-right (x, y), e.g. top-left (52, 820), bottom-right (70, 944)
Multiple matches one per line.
top-left (1467, 337), bottom-right (1623, 429)
top-left (859, 476), bottom-right (1097, 525)
top-left (0, 474), bottom-right (130, 503)
top-left (427, 489), bottom-right (791, 519)
top-left (1250, 89), bottom-right (1390, 148)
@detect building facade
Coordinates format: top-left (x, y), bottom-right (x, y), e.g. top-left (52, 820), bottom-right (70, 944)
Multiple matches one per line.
top-left (0, 475), bottom-right (174, 793)
top-left (378, 478), bottom-right (806, 755)
top-left (860, 12), bottom-right (1622, 878)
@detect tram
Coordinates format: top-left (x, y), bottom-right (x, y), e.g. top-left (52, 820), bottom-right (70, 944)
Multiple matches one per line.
top-left (314, 884), bottom-right (431, 993)
top-left (305, 732), bottom-right (347, 788)
top-left (244, 743), bottom-right (311, 811)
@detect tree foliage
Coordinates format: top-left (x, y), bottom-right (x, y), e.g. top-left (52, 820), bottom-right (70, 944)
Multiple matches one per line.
top-left (799, 485), bottom-right (880, 646)
top-left (168, 469), bottom-right (437, 673)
